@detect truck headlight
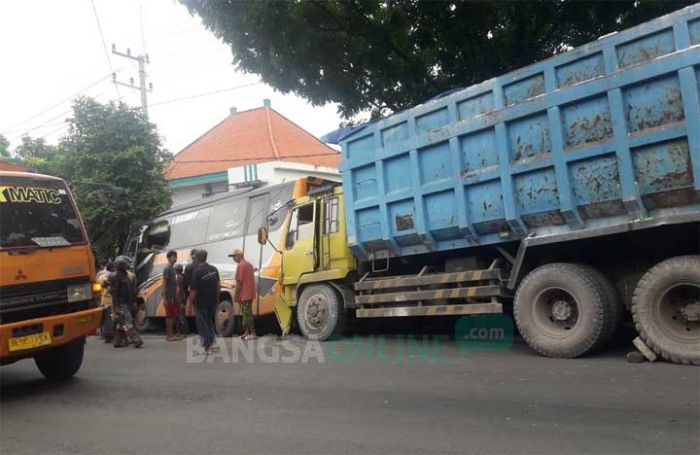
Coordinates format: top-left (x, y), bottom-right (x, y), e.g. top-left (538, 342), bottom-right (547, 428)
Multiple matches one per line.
top-left (67, 283), bottom-right (92, 303)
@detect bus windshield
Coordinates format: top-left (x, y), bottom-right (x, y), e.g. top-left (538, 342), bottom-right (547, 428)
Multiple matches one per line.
top-left (0, 177), bottom-right (86, 249)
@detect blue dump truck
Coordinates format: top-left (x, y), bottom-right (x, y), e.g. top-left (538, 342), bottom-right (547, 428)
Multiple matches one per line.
top-left (264, 5), bottom-right (700, 364)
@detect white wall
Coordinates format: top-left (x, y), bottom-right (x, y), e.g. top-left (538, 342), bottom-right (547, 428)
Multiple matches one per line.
top-left (228, 161), bottom-right (340, 187)
top-left (170, 181), bottom-right (228, 208)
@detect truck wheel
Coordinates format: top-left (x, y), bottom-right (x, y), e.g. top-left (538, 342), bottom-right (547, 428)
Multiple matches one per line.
top-left (514, 263), bottom-right (611, 358)
top-left (34, 336), bottom-right (85, 381)
top-left (631, 256), bottom-right (700, 365)
top-left (579, 265), bottom-right (623, 353)
top-left (215, 300), bottom-right (240, 337)
top-left (297, 284), bottom-right (346, 341)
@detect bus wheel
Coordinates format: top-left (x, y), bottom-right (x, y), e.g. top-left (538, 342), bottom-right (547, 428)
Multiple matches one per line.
top-left (215, 300), bottom-right (240, 337)
top-left (34, 336), bottom-right (85, 381)
top-left (297, 284), bottom-right (346, 341)
top-left (632, 256), bottom-right (700, 366)
top-left (135, 316), bottom-right (156, 332)
top-left (514, 263), bottom-right (611, 358)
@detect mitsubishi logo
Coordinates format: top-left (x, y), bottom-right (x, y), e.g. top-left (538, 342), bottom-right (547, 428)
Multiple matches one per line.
top-left (15, 269), bottom-right (27, 280)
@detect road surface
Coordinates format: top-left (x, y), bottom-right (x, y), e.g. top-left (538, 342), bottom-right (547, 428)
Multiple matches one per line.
top-left (1, 331), bottom-right (698, 454)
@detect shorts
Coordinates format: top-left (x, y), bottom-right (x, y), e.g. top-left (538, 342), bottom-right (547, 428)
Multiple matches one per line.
top-left (164, 298), bottom-right (181, 318)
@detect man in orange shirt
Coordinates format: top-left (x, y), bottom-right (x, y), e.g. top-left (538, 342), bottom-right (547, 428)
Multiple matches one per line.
top-left (229, 248), bottom-right (257, 340)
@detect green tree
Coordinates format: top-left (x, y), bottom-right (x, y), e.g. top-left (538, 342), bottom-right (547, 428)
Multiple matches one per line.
top-left (53, 98), bottom-right (171, 258)
top-left (11, 136), bottom-right (62, 173)
top-left (0, 135), bottom-right (10, 158)
top-left (182, 0), bottom-right (694, 118)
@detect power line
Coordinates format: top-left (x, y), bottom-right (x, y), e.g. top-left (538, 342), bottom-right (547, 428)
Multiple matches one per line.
top-left (4, 120), bottom-right (69, 136)
top-left (7, 84), bottom-right (121, 141)
top-left (9, 109), bottom-right (73, 142)
top-left (150, 82), bottom-right (263, 108)
top-left (90, 0), bottom-right (121, 99)
top-left (0, 73), bottom-right (115, 135)
top-left (38, 123), bottom-right (71, 141)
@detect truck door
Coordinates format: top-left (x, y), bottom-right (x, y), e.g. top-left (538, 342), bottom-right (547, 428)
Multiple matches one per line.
top-left (282, 202), bottom-right (317, 285)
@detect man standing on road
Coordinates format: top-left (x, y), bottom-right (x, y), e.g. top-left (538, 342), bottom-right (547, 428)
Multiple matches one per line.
top-left (188, 249), bottom-right (220, 355)
top-left (230, 248), bottom-right (257, 340)
top-left (163, 250), bottom-right (183, 341)
top-left (110, 256), bottom-right (144, 348)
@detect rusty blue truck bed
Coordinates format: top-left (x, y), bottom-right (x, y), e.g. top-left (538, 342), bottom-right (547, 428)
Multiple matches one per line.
top-left (338, 4), bottom-right (700, 260)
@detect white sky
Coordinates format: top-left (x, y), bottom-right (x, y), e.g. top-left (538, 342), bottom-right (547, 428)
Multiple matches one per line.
top-left (0, 0), bottom-right (344, 154)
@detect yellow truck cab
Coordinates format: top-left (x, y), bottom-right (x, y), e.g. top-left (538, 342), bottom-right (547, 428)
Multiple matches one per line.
top-left (266, 183), bottom-right (355, 339)
top-left (0, 171), bottom-right (102, 380)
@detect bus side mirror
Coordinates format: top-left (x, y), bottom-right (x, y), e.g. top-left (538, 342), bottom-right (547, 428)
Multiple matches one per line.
top-left (257, 226), bottom-right (268, 245)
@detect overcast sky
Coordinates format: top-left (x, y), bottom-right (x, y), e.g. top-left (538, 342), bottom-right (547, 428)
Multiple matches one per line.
top-left (0, 0), bottom-right (344, 154)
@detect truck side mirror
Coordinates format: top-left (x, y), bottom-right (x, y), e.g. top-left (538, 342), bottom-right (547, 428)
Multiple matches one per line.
top-left (257, 226), bottom-right (268, 245)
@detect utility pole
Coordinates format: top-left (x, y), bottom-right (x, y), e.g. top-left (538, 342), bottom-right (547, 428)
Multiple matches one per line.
top-left (111, 44), bottom-right (152, 119)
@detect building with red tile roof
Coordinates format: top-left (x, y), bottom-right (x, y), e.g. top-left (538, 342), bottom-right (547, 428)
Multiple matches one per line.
top-left (166, 103), bottom-right (340, 206)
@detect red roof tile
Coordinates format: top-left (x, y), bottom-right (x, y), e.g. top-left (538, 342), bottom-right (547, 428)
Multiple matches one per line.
top-left (0, 160), bottom-right (32, 172)
top-left (166, 107), bottom-right (340, 181)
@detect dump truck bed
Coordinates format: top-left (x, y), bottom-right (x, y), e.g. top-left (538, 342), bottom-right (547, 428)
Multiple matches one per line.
top-left (339, 5), bottom-right (700, 260)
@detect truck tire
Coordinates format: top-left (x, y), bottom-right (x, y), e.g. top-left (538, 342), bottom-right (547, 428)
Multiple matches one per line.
top-left (514, 263), bottom-right (612, 358)
top-left (215, 300), bottom-right (240, 337)
top-left (578, 265), bottom-right (624, 353)
top-left (297, 284), bottom-right (346, 341)
top-left (34, 336), bottom-right (85, 381)
top-left (631, 256), bottom-right (700, 366)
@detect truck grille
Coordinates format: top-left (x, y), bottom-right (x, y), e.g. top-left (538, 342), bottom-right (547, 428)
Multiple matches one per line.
top-left (0, 277), bottom-right (91, 324)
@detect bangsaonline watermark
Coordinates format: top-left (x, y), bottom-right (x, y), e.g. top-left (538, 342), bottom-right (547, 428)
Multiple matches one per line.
top-left (187, 314), bottom-right (514, 364)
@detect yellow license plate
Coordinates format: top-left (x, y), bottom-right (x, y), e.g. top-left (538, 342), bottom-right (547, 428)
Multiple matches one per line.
top-left (8, 332), bottom-right (52, 352)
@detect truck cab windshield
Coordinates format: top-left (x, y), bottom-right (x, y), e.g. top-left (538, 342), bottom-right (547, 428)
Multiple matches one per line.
top-left (0, 179), bottom-right (85, 249)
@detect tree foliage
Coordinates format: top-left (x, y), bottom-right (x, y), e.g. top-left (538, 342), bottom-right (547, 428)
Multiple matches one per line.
top-left (14, 136), bottom-right (57, 160)
top-left (19, 98), bottom-right (171, 258)
top-left (183, 0), bottom-right (694, 118)
top-left (0, 135), bottom-right (10, 158)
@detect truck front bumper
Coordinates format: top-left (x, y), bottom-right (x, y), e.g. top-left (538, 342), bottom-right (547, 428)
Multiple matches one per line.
top-left (0, 306), bottom-right (104, 361)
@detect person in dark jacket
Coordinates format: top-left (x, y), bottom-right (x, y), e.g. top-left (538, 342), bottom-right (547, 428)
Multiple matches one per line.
top-left (188, 249), bottom-right (219, 355)
top-left (110, 256), bottom-right (144, 348)
top-left (182, 249), bottom-right (198, 296)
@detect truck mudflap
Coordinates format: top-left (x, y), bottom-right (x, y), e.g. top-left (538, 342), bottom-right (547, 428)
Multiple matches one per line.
top-left (0, 306), bottom-right (103, 360)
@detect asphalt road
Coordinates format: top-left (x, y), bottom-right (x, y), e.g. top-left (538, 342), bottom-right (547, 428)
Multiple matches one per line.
top-left (1, 328), bottom-right (698, 455)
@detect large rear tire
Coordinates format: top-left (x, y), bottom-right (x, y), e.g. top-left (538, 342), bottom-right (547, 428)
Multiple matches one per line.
top-left (297, 284), bottom-right (346, 341)
top-left (514, 263), bottom-right (613, 358)
top-left (631, 256), bottom-right (700, 366)
top-left (34, 336), bottom-right (85, 381)
top-left (579, 265), bottom-right (623, 353)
